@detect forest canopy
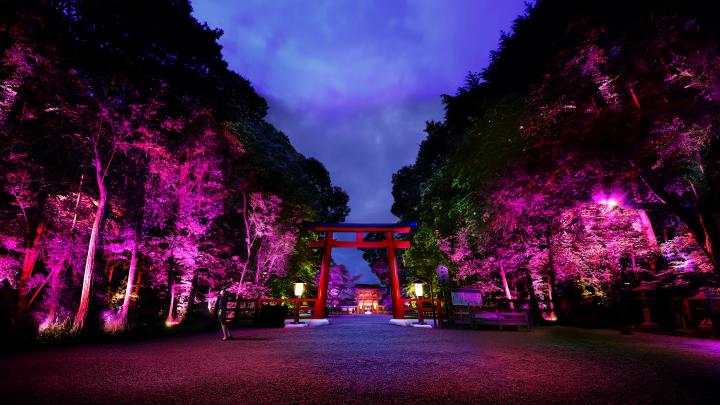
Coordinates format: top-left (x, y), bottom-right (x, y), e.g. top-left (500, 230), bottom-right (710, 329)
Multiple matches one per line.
top-left (392, 0), bottom-right (720, 324)
top-left (0, 0), bottom-right (348, 335)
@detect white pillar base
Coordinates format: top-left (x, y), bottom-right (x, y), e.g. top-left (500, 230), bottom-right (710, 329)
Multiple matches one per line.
top-left (307, 318), bottom-right (330, 326)
top-left (390, 318), bottom-right (436, 328)
top-left (284, 318), bottom-right (330, 328)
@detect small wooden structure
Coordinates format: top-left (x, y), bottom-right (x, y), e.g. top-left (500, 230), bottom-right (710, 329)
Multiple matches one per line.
top-left (450, 288), bottom-right (532, 331)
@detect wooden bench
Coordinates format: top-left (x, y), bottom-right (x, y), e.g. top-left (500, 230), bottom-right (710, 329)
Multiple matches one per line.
top-left (452, 302), bottom-right (532, 331)
top-left (448, 290), bottom-right (532, 331)
top-left (492, 309), bottom-right (531, 330)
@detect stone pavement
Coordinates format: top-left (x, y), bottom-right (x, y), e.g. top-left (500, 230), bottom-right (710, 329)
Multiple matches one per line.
top-left (2, 314), bottom-right (719, 404)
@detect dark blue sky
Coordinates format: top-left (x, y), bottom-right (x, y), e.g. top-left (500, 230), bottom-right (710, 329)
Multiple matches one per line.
top-left (192, 0), bottom-right (528, 283)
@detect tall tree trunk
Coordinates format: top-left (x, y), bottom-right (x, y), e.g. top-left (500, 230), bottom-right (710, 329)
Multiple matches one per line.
top-left (72, 140), bottom-right (107, 333)
top-left (545, 244), bottom-right (558, 321)
top-left (545, 278), bottom-right (557, 321)
top-left (637, 209), bottom-right (657, 247)
top-left (165, 259), bottom-right (177, 325)
top-left (116, 230), bottom-right (140, 330)
top-left (697, 212), bottom-right (719, 269)
top-left (525, 270), bottom-right (540, 323)
top-left (16, 219), bottom-right (45, 318)
top-left (499, 263), bottom-right (514, 309)
top-left (166, 286), bottom-right (177, 325)
top-left (133, 270), bottom-right (142, 306)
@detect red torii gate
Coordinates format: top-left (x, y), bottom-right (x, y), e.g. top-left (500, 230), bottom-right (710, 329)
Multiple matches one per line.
top-left (307, 222), bottom-right (415, 320)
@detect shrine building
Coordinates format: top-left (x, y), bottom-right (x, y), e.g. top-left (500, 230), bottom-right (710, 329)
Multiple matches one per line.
top-left (354, 284), bottom-right (385, 314)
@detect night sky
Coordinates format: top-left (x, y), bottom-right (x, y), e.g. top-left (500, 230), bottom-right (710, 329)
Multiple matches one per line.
top-left (192, 0), bottom-right (528, 283)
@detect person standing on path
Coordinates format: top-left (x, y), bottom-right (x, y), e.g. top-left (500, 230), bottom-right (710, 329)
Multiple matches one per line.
top-left (217, 289), bottom-right (233, 341)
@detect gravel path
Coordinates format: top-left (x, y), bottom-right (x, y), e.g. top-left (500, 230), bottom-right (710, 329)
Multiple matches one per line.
top-left (1, 315), bottom-right (719, 404)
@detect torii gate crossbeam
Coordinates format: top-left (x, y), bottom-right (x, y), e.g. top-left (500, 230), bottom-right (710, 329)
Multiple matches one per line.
top-left (307, 222), bottom-right (415, 320)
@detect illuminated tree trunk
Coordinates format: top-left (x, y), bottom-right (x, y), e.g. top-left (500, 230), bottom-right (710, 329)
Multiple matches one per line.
top-left (688, 180), bottom-right (719, 270)
top-left (637, 210), bottom-right (657, 247)
top-left (72, 140), bottom-right (107, 333)
top-left (16, 219), bottom-right (45, 318)
top-left (133, 270), bottom-right (142, 304)
top-left (545, 246), bottom-right (558, 321)
top-left (116, 231), bottom-right (139, 329)
top-left (166, 285), bottom-right (177, 325)
top-left (165, 260), bottom-right (176, 325)
top-left (545, 279), bottom-right (557, 321)
top-left (697, 213), bottom-right (719, 269)
top-left (499, 263), bottom-right (514, 309)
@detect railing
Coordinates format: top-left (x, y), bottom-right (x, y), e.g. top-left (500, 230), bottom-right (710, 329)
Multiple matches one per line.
top-left (401, 298), bottom-right (446, 328)
top-left (229, 298), bottom-right (318, 322)
top-left (228, 297), bottom-right (448, 324)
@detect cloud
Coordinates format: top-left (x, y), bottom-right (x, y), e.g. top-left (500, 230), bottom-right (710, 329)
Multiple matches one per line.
top-left (191, 0), bottom-right (528, 278)
top-left (194, 0), bottom-right (528, 108)
top-left (267, 96), bottom-right (444, 222)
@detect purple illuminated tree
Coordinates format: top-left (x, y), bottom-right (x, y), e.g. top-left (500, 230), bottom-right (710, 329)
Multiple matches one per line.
top-left (142, 117), bottom-right (225, 325)
top-left (320, 264), bottom-right (360, 308)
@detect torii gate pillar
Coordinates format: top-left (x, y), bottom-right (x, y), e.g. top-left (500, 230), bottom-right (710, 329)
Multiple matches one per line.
top-left (385, 231), bottom-right (404, 320)
top-left (308, 223), bottom-right (415, 320)
top-left (315, 231), bottom-right (333, 319)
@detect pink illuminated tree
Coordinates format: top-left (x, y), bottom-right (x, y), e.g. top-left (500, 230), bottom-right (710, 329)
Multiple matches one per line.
top-left (143, 119), bottom-right (225, 325)
top-left (319, 264), bottom-right (360, 307)
top-left (0, 0), bottom-right (350, 338)
top-left (0, 38), bottom-right (51, 319)
top-left (524, 12), bottom-right (720, 273)
top-left (73, 89), bottom-right (167, 332)
top-left (223, 191), bottom-right (300, 299)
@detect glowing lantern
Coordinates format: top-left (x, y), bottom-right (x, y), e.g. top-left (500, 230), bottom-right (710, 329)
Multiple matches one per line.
top-left (414, 281), bottom-right (424, 298)
top-left (294, 281), bottom-right (305, 298)
top-left (413, 279), bottom-right (426, 325)
top-left (293, 280), bottom-right (305, 324)
top-left (606, 198), bottom-right (619, 208)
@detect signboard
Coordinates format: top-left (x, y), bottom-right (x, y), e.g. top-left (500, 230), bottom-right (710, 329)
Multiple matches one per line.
top-left (451, 288), bottom-right (483, 306)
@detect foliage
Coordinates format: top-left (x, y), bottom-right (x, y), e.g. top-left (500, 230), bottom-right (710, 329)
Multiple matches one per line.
top-left (318, 264), bottom-right (360, 307)
top-left (392, 0), bottom-right (720, 319)
top-left (0, 0), bottom-right (348, 335)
